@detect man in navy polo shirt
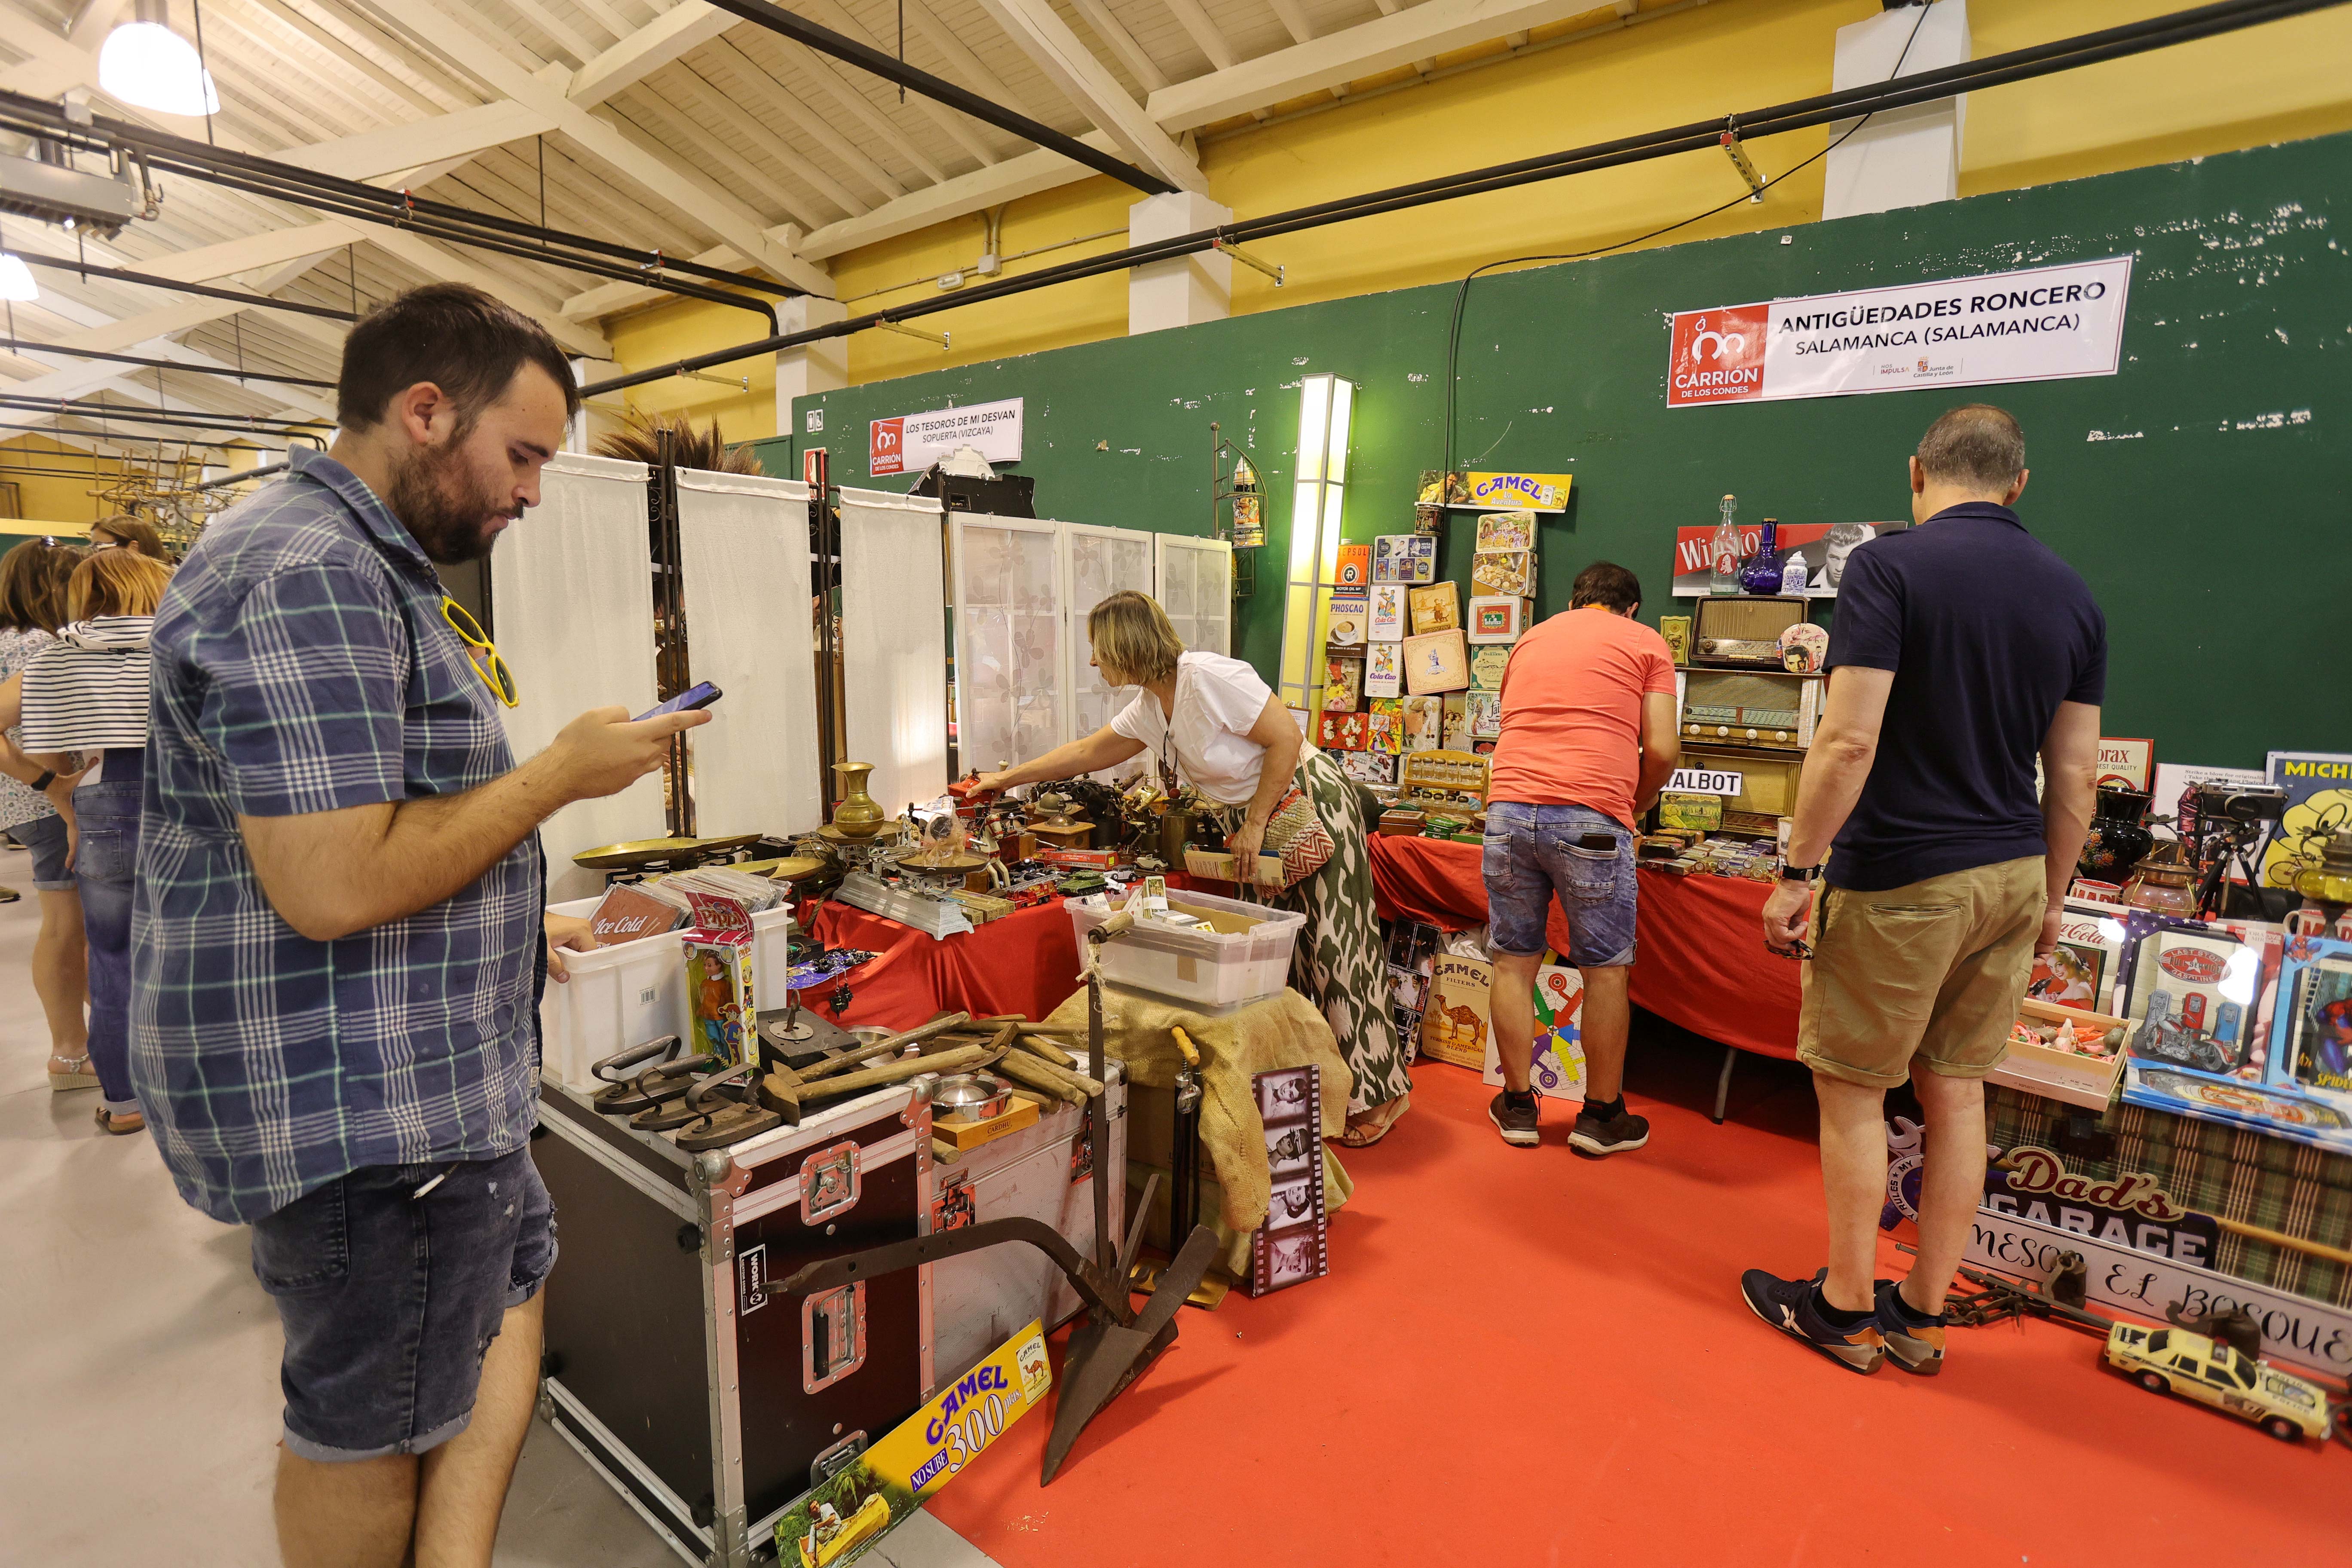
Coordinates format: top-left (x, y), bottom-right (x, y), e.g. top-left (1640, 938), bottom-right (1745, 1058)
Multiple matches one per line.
top-left (134, 284), bottom-right (709, 1566)
top-left (1740, 404), bottom-right (2105, 1379)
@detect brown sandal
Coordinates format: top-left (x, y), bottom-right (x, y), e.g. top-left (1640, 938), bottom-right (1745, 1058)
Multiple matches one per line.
top-left (94, 1105), bottom-right (145, 1136)
top-left (1335, 1093), bottom-right (1411, 1149)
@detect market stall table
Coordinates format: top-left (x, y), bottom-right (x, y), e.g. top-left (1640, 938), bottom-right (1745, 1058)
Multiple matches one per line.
top-left (1366, 834), bottom-right (1802, 1119)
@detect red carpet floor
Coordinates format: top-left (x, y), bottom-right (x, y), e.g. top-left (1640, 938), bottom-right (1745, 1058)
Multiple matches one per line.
top-left (928, 1032), bottom-right (2342, 1567)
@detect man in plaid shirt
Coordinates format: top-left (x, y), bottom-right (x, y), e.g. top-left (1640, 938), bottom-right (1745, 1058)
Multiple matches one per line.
top-left (132, 284), bottom-right (708, 1567)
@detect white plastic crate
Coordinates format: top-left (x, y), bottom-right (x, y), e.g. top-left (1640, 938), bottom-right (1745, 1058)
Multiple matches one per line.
top-left (1065, 886), bottom-right (1306, 1009)
top-left (540, 894), bottom-right (795, 1090)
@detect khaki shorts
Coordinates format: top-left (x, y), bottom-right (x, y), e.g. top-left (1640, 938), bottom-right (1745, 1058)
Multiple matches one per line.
top-left (1798, 857), bottom-right (2045, 1089)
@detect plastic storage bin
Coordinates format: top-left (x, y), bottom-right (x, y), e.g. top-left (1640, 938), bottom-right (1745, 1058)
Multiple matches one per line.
top-left (1065, 885), bottom-right (1306, 1009)
top-left (539, 895), bottom-right (795, 1090)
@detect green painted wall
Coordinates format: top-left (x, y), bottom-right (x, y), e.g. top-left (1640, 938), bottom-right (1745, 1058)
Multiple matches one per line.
top-left (753, 132), bottom-right (2352, 772)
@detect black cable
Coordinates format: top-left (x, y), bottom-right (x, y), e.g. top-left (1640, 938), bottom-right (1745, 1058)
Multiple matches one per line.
top-left (0, 340), bottom-right (334, 389)
top-left (1439, 0), bottom-right (1932, 482)
top-left (14, 254), bottom-right (358, 321)
top-left (192, 0), bottom-right (216, 147)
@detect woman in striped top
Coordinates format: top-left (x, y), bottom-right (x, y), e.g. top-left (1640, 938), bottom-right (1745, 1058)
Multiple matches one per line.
top-left (4, 547), bottom-right (173, 1135)
top-left (0, 541), bottom-right (91, 1090)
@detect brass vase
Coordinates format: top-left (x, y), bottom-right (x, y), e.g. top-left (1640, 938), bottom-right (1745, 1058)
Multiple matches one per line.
top-left (831, 761), bottom-right (885, 839)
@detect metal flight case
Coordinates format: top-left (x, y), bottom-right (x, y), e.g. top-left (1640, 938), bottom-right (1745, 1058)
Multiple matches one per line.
top-left (533, 1078), bottom-right (936, 1567)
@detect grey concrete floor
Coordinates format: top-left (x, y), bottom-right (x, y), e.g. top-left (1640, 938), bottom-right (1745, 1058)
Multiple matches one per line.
top-left (0, 842), bottom-right (993, 1568)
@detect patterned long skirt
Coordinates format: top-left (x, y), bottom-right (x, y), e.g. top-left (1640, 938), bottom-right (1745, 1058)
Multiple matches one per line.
top-left (1265, 749), bottom-right (1412, 1115)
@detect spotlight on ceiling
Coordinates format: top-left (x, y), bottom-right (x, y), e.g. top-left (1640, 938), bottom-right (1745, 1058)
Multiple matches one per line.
top-left (99, 0), bottom-right (221, 117)
top-left (0, 252), bottom-right (37, 302)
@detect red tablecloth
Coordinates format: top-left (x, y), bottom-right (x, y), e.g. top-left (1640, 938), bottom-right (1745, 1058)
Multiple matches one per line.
top-left (802, 896), bottom-right (1088, 1032)
top-left (1367, 834), bottom-right (1801, 1060)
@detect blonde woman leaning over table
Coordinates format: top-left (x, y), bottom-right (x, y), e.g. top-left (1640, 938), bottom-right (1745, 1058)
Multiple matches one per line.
top-left (972, 590), bottom-right (1412, 1146)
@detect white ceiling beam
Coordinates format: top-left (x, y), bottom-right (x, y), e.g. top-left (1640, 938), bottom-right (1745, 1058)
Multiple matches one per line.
top-left (898, 0), bottom-right (1053, 122)
top-left (1159, 0), bottom-right (1237, 70)
top-left (662, 57), bottom-right (900, 208)
top-left (243, 0), bottom-right (464, 116)
top-left (567, 0), bottom-right (738, 105)
top-left (720, 35), bottom-right (945, 186)
top-left (603, 91), bottom-right (835, 227)
top-left (284, 99), bottom-right (558, 181)
top-left (1150, 0), bottom-right (1641, 130)
top-left (374, 0), bottom-right (833, 295)
top-left (969, 0), bottom-right (1208, 193)
top-left (1267, 0), bottom-right (1317, 47)
top-left (1367, 0), bottom-right (1438, 77)
top-left (797, 137), bottom-right (1117, 259)
top-left (1067, 0), bottom-right (1169, 91)
top-left (802, 0), bottom-right (1007, 168)
top-left (504, 0), bottom-right (605, 66)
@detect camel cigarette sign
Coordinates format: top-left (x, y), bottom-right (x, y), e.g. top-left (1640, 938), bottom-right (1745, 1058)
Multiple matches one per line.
top-left (1666, 256), bottom-right (2134, 408)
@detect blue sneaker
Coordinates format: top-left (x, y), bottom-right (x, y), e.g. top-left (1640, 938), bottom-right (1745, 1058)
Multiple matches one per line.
top-left (1740, 1268), bottom-right (1885, 1375)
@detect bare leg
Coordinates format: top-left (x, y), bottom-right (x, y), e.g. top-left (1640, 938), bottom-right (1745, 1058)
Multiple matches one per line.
top-left (1578, 964), bottom-right (1631, 1102)
top-left (1488, 949), bottom-right (1542, 1092)
top-left (1902, 1067), bottom-right (1988, 1316)
top-left (34, 887), bottom-right (89, 1058)
top-left (275, 1449), bottom-right (418, 1568)
top-left (1813, 1072), bottom-right (1888, 1315)
top-left (413, 1292), bottom-right (544, 1568)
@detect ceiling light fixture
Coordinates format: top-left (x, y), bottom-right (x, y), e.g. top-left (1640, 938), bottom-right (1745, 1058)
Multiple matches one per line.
top-left (99, 0), bottom-right (221, 117)
top-left (0, 252), bottom-right (37, 302)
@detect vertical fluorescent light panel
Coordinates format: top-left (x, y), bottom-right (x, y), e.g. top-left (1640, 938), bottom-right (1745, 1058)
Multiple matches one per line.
top-left (1280, 372), bottom-right (1354, 713)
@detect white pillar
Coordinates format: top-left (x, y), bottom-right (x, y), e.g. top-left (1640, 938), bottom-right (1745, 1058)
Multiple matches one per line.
top-left (566, 357), bottom-right (628, 454)
top-left (1822, 1), bottom-right (1970, 221)
top-left (1128, 190), bottom-right (1233, 335)
top-left (774, 296), bottom-right (850, 438)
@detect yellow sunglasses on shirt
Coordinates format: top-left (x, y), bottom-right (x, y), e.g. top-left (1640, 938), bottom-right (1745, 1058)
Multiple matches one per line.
top-left (440, 597), bottom-right (518, 709)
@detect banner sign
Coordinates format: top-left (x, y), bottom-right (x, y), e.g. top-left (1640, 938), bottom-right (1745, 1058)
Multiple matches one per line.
top-left (775, 1321), bottom-right (1052, 1568)
top-left (1667, 766), bottom-right (1743, 797)
top-left (1459, 471), bottom-right (1573, 512)
top-left (1669, 521), bottom-right (1900, 598)
top-left (870, 396), bottom-right (1023, 476)
top-left (1963, 1207), bottom-right (2352, 1377)
top-left (1666, 256), bottom-right (2134, 409)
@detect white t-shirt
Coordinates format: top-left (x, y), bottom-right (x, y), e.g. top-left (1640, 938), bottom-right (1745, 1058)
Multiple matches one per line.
top-left (1109, 651), bottom-right (1275, 805)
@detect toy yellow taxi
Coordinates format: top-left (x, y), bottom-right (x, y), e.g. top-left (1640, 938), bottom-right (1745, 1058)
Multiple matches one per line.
top-left (2104, 1323), bottom-right (2334, 1442)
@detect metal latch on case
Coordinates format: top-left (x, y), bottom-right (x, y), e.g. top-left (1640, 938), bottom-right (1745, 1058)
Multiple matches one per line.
top-left (800, 1141), bottom-right (862, 1223)
top-left (803, 1282), bottom-right (867, 1393)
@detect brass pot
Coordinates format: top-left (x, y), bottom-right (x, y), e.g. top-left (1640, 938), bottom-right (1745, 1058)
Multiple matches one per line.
top-left (831, 761), bottom-right (885, 839)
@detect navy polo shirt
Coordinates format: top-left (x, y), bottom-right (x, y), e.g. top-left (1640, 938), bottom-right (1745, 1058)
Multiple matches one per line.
top-left (1825, 502), bottom-right (2107, 892)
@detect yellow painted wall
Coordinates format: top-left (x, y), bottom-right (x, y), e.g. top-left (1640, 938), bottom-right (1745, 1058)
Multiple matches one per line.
top-left (602, 0), bottom-right (2352, 429)
top-left (0, 435), bottom-right (134, 532)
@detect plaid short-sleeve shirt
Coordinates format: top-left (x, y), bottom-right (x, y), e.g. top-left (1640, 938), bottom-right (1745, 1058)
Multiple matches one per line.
top-left (132, 447), bottom-right (546, 1225)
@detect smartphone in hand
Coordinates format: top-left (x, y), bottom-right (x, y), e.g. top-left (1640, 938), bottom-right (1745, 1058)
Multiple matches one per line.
top-left (634, 682), bottom-right (722, 722)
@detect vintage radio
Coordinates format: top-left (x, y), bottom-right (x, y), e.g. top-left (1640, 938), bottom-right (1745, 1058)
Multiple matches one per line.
top-left (1691, 595), bottom-right (1809, 668)
top-left (1679, 668), bottom-right (1820, 752)
top-left (1678, 744), bottom-right (1806, 822)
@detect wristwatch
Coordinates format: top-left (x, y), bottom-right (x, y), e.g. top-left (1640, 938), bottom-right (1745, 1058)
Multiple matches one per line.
top-left (31, 769), bottom-right (55, 793)
top-left (1779, 863), bottom-right (1822, 883)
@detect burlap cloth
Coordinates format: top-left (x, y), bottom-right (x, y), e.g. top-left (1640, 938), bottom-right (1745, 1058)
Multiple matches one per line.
top-left (1041, 983), bottom-right (1353, 1240)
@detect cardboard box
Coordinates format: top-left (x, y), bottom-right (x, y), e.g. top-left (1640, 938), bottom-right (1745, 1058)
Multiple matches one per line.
top-left (1183, 848), bottom-right (1287, 883)
top-left (1480, 959), bottom-right (1588, 1099)
top-left (1419, 953), bottom-right (1492, 1069)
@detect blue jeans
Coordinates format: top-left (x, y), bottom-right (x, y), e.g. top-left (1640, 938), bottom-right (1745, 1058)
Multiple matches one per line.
top-left (1480, 801), bottom-right (1639, 967)
top-left (250, 1146), bottom-right (557, 1460)
top-left (75, 756), bottom-right (144, 1115)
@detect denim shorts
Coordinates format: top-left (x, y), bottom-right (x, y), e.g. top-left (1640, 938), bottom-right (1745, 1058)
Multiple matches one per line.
top-left (249, 1144), bottom-right (557, 1461)
top-left (1481, 801), bottom-right (1639, 967)
top-left (9, 811), bottom-right (72, 891)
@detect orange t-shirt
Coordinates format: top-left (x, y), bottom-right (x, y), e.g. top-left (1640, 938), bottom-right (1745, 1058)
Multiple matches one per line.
top-left (1486, 606), bottom-right (1678, 827)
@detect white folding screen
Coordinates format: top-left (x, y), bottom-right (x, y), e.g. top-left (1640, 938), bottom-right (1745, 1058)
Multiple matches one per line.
top-left (1062, 522), bottom-right (1155, 775)
top-left (949, 513), bottom-right (1067, 777)
top-left (676, 469), bottom-right (817, 839)
top-left (492, 451), bottom-right (662, 903)
top-left (839, 486), bottom-right (949, 815)
top-left (1155, 534), bottom-right (1234, 658)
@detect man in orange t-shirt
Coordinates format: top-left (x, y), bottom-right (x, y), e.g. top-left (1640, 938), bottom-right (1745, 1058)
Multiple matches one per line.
top-left (1482, 561), bottom-right (1681, 1156)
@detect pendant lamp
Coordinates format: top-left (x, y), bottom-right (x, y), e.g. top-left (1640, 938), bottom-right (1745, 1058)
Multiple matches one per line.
top-left (99, 0), bottom-right (221, 116)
